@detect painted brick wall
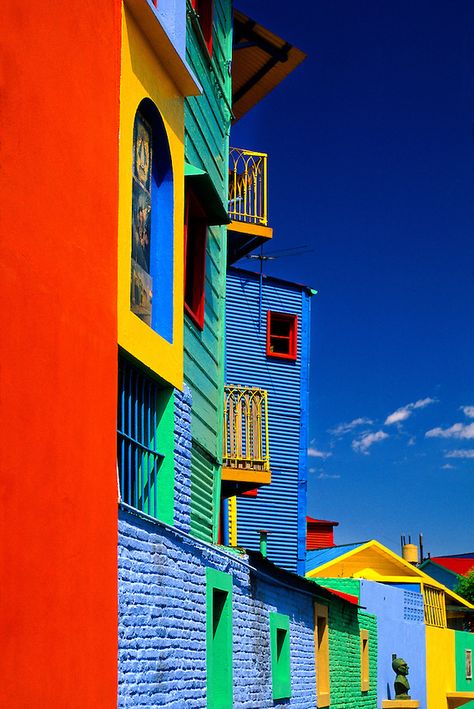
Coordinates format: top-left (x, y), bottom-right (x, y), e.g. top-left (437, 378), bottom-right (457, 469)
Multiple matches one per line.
top-left (118, 507), bottom-right (322, 708)
top-left (316, 577), bottom-right (362, 601)
top-left (174, 384), bottom-right (193, 535)
top-left (243, 574), bottom-right (317, 707)
top-left (328, 601), bottom-right (378, 709)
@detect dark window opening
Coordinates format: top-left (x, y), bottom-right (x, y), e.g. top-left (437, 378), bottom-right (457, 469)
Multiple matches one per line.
top-left (184, 189), bottom-right (207, 329)
top-left (212, 588), bottom-right (227, 637)
top-left (192, 0), bottom-right (214, 55)
top-left (266, 311), bottom-right (298, 360)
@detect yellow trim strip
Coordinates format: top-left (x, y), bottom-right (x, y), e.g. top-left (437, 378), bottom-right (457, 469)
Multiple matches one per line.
top-left (228, 496), bottom-right (237, 546)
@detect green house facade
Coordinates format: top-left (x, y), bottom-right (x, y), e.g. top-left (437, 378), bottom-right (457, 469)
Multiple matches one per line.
top-left (184, 0), bottom-right (233, 544)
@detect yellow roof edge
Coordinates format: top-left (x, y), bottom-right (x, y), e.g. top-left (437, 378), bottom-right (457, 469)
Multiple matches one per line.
top-left (306, 538), bottom-right (474, 610)
top-left (305, 540), bottom-right (374, 578)
top-left (442, 585), bottom-right (474, 609)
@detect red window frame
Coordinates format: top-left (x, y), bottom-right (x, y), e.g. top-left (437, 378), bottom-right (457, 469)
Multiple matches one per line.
top-left (266, 311), bottom-right (298, 361)
top-left (184, 189), bottom-right (207, 330)
top-left (192, 0), bottom-right (214, 55)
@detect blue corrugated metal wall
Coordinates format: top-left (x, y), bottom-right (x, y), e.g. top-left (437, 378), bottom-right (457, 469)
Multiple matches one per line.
top-left (225, 268), bottom-right (311, 573)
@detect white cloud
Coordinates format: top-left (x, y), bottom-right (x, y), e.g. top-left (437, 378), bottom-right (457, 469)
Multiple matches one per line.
top-left (352, 430), bottom-right (389, 455)
top-left (329, 417), bottom-right (373, 436)
top-left (444, 449), bottom-right (474, 459)
top-left (461, 406), bottom-right (474, 418)
top-left (408, 436), bottom-right (416, 446)
top-left (385, 397), bottom-right (436, 426)
top-left (425, 423), bottom-right (474, 440)
top-left (441, 463), bottom-right (455, 470)
top-left (308, 448), bottom-right (332, 459)
top-left (316, 472), bottom-right (341, 480)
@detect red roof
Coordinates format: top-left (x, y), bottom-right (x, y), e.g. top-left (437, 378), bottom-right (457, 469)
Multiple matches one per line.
top-left (431, 557), bottom-right (474, 576)
top-left (324, 587), bottom-right (359, 606)
top-left (306, 516), bottom-right (339, 526)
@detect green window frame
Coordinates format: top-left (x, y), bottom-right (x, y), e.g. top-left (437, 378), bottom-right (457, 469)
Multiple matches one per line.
top-left (270, 612), bottom-right (291, 700)
top-left (117, 353), bottom-right (175, 524)
top-left (206, 568), bottom-right (233, 709)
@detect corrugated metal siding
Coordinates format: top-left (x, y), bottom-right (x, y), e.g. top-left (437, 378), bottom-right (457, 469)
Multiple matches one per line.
top-left (225, 270), bottom-right (309, 572)
top-left (307, 529), bottom-right (334, 551)
top-left (184, 1), bottom-right (232, 536)
top-left (190, 443), bottom-right (216, 543)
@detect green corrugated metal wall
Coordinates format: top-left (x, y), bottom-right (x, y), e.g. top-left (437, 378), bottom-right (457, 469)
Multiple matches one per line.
top-left (184, 0), bottom-right (232, 540)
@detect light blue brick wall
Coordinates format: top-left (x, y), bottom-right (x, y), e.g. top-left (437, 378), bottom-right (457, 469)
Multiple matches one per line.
top-left (119, 381), bottom-right (322, 707)
top-left (174, 384), bottom-right (192, 535)
top-left (118, 508), bottom-right (320, 708)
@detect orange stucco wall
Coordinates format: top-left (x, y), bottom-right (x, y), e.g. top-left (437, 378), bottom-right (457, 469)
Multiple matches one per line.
top-left (0, 2), bottom-right (120, 706)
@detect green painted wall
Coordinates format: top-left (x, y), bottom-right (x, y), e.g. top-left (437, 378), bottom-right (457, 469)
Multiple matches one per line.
top-left (190, 443), bottom-right (218, 542)
top-left (155, 388), bottom-right (176, 526)
top-left (316, 577), bottom-right (362, 601)
top-left (325, 597), bottom-right (377, 709)
top-left (206, 567), bottom-right (233, 709)
top-left (455, 630), bottom-right (474, 708)
top-left (184, 0), bottom-right (233, 540)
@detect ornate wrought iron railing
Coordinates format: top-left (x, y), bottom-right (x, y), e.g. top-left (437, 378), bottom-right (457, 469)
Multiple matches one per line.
top-left (223, 385), bottom-right (270, 471)
top-left (228, 147), bottom-right (268, 225)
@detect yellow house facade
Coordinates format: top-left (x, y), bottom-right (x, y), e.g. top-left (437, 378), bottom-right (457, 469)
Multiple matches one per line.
top-left (118, 0), bottom-right (200, 388)
top-left (306, 539), bottom-right (474, 709)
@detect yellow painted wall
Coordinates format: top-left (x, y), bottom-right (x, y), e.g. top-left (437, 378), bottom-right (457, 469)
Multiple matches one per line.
top-left (118, 7), bottom-right (184, 388)
top-left (426, 626), bottom-right (456, 709)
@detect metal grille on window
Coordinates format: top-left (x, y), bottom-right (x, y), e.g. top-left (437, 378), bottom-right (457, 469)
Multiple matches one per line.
top-left (223, 385), bottom-right (270, 472)
top-left (117, 356), bottom-right (163, 517)
top-left (423, 585), bottom-right (447, 628)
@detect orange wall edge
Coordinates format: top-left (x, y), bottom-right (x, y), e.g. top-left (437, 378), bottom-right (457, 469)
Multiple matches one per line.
top-left (0, 1), bottom-right (121, 705)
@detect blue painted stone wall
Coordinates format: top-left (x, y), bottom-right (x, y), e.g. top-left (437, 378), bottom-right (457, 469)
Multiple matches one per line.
top-left (174, 384), bottom-right (192, 535)
top-left (118, 507), bottom-right (322, 707)
top-left (359, 580), bottom-right (426, 708)
top-left (118, 378), bottom-right (320, 706)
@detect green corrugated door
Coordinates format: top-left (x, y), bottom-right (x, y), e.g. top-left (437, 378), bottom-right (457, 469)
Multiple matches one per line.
top-left (191, 443), bottom-right (216, 542)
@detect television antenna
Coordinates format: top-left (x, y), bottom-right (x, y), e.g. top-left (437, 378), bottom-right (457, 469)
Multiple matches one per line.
top-left (245, 244), bottom-right (314, 329)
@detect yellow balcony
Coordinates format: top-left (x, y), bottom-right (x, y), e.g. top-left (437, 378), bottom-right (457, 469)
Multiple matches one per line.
top-left (227, 147), bottom-right (273, 264)
top-left (222, 385), bottom-right (271, 494)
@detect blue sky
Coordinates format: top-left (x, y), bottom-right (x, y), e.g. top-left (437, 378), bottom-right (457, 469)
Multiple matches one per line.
top-left (232, 0), bottom-right (474, 556)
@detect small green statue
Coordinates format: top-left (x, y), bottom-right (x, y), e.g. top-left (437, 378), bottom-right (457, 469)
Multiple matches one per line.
top-left (392, 657), bottom-right (411, 700)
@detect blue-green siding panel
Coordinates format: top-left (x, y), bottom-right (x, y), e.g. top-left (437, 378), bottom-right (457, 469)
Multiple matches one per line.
top-left (184, 0), bottom-right (232, 534)
top-left (190, 443), bottom-right (216, 542)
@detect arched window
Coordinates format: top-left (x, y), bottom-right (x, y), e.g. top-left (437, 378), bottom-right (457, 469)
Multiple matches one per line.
top-left (130, 99), bottom-right (174, 342)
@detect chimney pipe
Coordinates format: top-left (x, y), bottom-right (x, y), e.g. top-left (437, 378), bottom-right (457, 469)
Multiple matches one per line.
top-left (259, 530), bottom-right (268, 558)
